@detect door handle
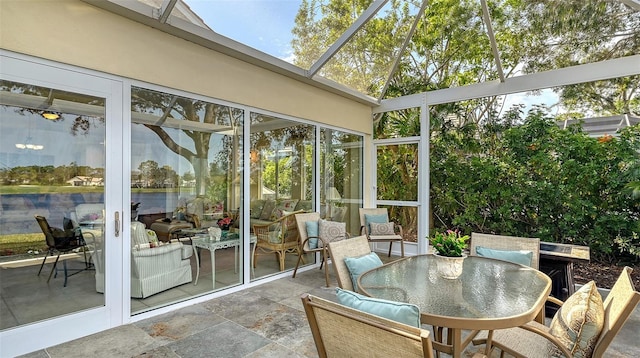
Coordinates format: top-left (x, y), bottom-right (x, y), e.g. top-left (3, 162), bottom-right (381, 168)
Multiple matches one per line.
top-left (115, 211), bottom-right (120, 237)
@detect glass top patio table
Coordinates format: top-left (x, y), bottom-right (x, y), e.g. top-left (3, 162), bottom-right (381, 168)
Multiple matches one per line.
top-left (358, 254), bottom-right (552, 357)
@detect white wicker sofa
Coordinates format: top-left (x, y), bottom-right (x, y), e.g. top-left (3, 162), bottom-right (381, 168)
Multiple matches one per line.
top-left (129, 221), bottom-right (193, 298)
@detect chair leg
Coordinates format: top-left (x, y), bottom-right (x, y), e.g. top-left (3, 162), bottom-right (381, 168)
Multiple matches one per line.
top-left (388, 241), bottom-right (393, 257)
top-left (37, 251), bottom-right (50, 276)
top-left (400, 240), bottom-right (405, 257)
top-left (47, 253), bottom-right (62, 283)
top-left (292, 251), bottom-right (304, 278)
top-left (277, 251), bottom-right (285, 271)
top-left (62, 260), bottom-right (69, 287)
top-left (323, 252), bottom-right (330, 287)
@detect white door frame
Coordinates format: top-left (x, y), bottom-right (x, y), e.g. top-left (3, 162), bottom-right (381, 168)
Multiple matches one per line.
top-left (0, 51), bottom-right (125, 357)
top-left (371, 102), bottom-right (430, 256)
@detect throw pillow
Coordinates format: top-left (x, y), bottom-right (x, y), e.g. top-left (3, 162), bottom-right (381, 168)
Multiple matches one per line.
top-left (475, 246), bottom-right (533, 267)
top-left (364, 213), bottom-right (388, 233)
top-left (305, 220), bottom-right (319, 249)
top-left (370, 222), bottom-right (395, 236)
top-left (267, 228), bottom-right (282, 244)
top-left (343, 252), bottom-right (384, 291)
top-left (336, 288), bottom-right (420, 327)
top-left (250, 199), bottom-right (265, 219)
top-left (548, 281), bottom-right (604, 357)
top-left (259, 200), bottom-right (276, 220)
top-left (318, 219), bottom-right (346, 247)
top-left (146, 230), bottom-right (159, 245)
top-left (272, 199), bottom-right (299, 219)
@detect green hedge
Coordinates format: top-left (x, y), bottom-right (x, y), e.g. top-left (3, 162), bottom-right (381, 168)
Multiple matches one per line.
top-left (430, 110), bottom-right (640, 263)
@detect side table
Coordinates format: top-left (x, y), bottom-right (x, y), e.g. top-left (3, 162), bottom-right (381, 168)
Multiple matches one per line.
top-left (191, 234), bottom-right (257, 288)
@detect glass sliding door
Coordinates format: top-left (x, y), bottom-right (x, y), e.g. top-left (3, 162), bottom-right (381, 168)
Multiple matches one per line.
top-left (249, 113), bottom-right (314, 279)
top-left (0, 55), bottom-right (123, 357)
top-left (130, 86), bottom-right (244, 312)
top-left (320, 129), bottom-right (363, 236)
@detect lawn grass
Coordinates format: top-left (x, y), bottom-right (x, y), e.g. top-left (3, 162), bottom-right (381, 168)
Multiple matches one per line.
top-left (0, 233), bottom-right (46, 256)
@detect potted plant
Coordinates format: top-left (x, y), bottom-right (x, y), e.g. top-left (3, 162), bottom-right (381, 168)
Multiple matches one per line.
top-left (217, 216), bottom-right (233, 231)
top-left (430, 229), bottom-right (469, 257)
top-left (429, 230), bottom-right (469, 279)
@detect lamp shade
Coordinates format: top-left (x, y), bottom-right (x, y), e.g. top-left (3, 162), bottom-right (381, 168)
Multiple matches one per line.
top-left (326, 187), bottom-right (341, 201)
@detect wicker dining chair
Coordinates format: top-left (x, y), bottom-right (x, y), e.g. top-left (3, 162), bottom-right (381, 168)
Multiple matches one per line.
top-left (327, 236), bottom-right (373, 291)
top-left (358, 208), bottom-right (405, 257)
top-left (301, 293), bottom-right (434, 358)
top-left (470, 232), bottom-right (540, 269)
top-left (292, 212), bottom-right (330, 286)
top-left (473, 267), bottom-right (640, 358)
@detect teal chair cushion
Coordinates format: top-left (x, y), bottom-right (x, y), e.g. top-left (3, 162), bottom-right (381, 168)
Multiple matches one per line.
top-left (364, 213), bottom-right (388, 232)
top-left (476, 246), bottom-right (533, 267)
top-left (336, 288), bottom-right (420, 327)
top-left (306, 220), bottom-right (319, 249)
top-left (344, 252), bottom-right (383, 291)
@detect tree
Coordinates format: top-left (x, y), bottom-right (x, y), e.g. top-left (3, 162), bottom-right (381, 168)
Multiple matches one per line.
top-left (131, 87), bottom-right (242, 196)
top-left (293, 0), bottom-right (417, 95)
top-left (517, 1), bottom-right (640, 116)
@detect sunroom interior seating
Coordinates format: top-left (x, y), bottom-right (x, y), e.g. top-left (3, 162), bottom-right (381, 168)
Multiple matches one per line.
top-left (249, 198), bottom-right (347, 230)
top-left (128, 221), bottom-right (193, 298)
top-left (252, 210), bottom-right (304, 271)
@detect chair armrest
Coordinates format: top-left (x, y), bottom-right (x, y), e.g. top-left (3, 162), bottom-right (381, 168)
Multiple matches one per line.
top-left (516, 322), bottom-right (573, 357)
top-left (253, 222), bottom-right (281, 242)
top-left (547, 295), bottom-right (564, 307)
top-left (132, 242), bottom-right (182, 257)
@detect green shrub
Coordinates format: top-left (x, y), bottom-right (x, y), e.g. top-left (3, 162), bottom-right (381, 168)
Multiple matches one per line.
top-left (430, 109), bottom-right (640, 262)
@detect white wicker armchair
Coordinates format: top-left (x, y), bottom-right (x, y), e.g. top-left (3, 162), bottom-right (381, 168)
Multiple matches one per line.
top-left (130, 221), bottom-right (193, 298)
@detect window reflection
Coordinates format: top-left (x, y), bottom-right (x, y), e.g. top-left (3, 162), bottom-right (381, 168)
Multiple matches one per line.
top-left (130, 86), bottom-right (243, 312)
top-left (0, 80), bottom-right (106, 329)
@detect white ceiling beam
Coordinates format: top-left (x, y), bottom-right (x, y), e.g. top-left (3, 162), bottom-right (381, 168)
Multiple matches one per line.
top-left (376, 55), bottom-right (640, 112)
top-left (620, 0), bottom-right (640, 11)
top-left (158, 0), bottom-right (178, 24)
top-left (308, 0), bottom-right (389, 77)
top-left (377, 0), bottom-right (429, 102)
top-left (481, 0), bottom-right (505, 82)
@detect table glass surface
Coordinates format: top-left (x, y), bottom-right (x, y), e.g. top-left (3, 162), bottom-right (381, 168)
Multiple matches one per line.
top-left (358, 255), bottom-right (550, 323)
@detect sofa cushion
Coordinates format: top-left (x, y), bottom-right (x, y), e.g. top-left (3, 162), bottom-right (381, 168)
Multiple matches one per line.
top-left (250, 199), bottom-right (266, 219)
top-left (295, 200), bottom-right (313, 212)
top-left (370, 222), bottom-right (395, 236)
top-left (306, 220), bottom-right (319, 249)
top-left (364, 213), bottom-right (388, 232)
top-left (272, 199), bottom-right (299, 219)
top-left (259, 200), bottom-right (276, 220)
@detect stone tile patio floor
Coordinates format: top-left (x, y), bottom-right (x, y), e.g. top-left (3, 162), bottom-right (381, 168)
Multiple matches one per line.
top-left (19, 263), bottom-right (640, 358)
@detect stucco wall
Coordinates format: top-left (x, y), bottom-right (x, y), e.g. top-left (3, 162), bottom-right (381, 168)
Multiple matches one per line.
top-left (0, 0), bottom-right (373, 134)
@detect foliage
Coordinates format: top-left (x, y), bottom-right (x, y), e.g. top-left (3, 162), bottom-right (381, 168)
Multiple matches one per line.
top-left (429, 108), bottom-right (640, 263)
top-left (430, 229), bottom-right (469, 257)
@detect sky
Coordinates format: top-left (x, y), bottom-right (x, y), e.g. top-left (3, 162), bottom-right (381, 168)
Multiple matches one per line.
top-left (184, 0), bottom-right (302, 61)
top-left (182, 0), bottom-right (561, 114)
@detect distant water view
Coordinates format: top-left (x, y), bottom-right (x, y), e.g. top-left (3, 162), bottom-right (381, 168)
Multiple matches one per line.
top-left (0, 191), bottom-right (182, 235)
